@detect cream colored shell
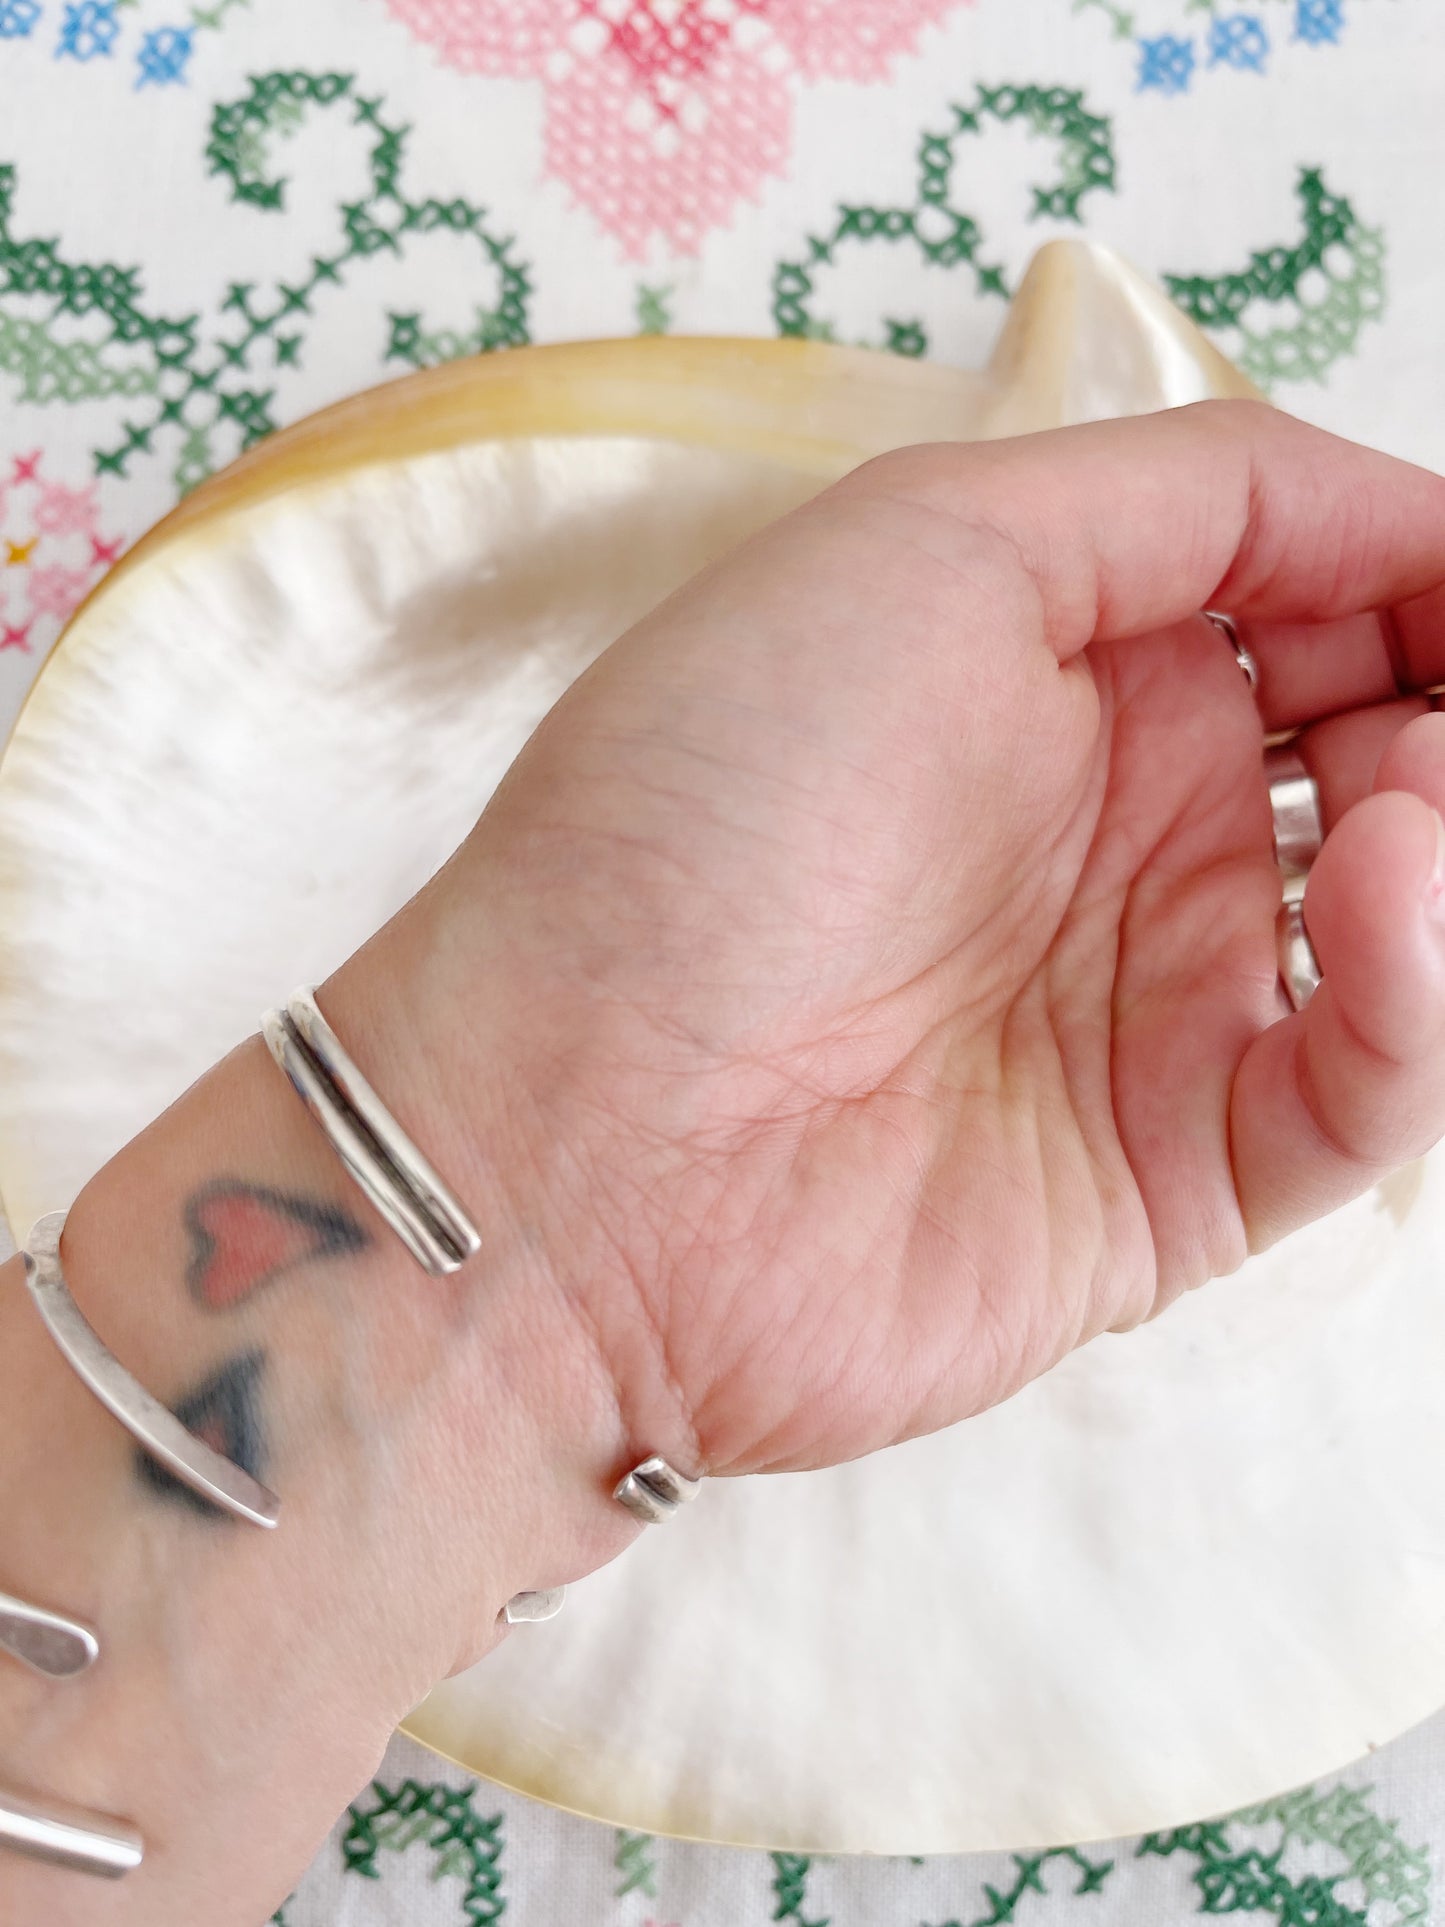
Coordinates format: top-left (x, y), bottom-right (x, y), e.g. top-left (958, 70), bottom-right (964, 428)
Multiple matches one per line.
top-left (1, 241), bottom-right (1423, 1855)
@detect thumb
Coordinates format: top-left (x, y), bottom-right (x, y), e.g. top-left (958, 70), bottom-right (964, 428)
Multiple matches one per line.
top-left (1231, 716), bottom-right (1445, 1247)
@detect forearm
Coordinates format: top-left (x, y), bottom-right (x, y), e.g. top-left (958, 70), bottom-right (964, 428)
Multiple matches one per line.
top-left (0, 956), bottom-right (637, 1924)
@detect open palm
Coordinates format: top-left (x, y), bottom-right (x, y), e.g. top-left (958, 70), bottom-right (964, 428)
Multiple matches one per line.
top-left (431, 402), bottom-right (1445, 1478)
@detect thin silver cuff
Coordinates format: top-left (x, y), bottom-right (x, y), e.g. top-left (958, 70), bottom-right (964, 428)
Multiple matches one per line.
top-left (0, 1592), bottom-right (97, 1680)
top-left (22, 1213), bottom-right (280, 1530)
top-left (0, 1776), bottom-right (143, 1878)
top-left (502, 1587), bottom-right (567, 1625)
top-left (261, 989), bottom-right (481, 1277)
top-left (614, 1456), bottom-right (702, 1525)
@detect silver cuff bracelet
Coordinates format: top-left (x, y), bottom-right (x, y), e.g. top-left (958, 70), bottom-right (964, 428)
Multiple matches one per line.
top-left (0, 1778), bottom-right (142, 1880)
top-left (0, 1592), bottom-right (97, 1681)
top-left (261, 988), bottom-right (481, 1277)
top-left (614, 1455), bottom-right (702, 1525)
top-left (22, 1213), bottom-right (279, 1530)
top-left (3, 1211), bottom-right (289, 1875)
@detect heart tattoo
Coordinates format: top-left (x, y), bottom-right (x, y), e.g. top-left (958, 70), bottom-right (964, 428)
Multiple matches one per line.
top-left (185, 1180), bottom-right (370, 1311)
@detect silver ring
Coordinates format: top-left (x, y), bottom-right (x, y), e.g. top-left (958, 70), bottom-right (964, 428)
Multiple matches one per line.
top-left (1265, 746), bottom-right (1324, 1011)
top-left (1204, 609), bottom-right (1259, 689)
top-left (22, 1214), bottom-right (280, 1530)
top-left (0, 1776), bottom-right (142, 1878)
top-left (1277, 901), bottom-right (1322, 1011)
top-left (261, 990), bottom-right (481, 1278)
top-left (613, 1456), bottom-right (702, 1525)
top-left (0, 1591), bottom-right (98, 1679)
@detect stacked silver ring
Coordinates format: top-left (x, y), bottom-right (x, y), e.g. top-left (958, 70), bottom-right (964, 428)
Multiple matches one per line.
top-left (1266, 745), bottom-right (1324, 1011)
top-left (1208, 611), bottom-right (1323, 1012)
top-left (261, 990), bottom-right (481, 1278)
top-left (1203, 608), bottom-right (1260, 690)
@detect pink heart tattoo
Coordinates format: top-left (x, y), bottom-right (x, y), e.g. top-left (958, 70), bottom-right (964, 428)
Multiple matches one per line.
top-left (184, 1181), bottom-right (369, 1311)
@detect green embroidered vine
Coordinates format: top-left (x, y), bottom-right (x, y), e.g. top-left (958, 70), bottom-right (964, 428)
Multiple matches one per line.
top-left (771, 83), bottom-right (1116, 349)
top-left (772, 1850), bottom-right (829, 1926)
top-left (343, 1778), bottom-right (506, 1922)
top-left (1139, 1823), bottom-right (1365, 1925)
top-left (614, 1828), bottom-right (659, 1898)
top-left (0, 163), bottom-right (193, 409)
top-left (1163, 165), bottom-right (1384, 388)
top-left (1072, 0), bottom-right (1135, 38)
top-left (0, 70), bottom-right (532, 493)
top-left (768, 1845), bottom-right (1115, 1927)
top-left (1229, 1783), bottom-right (1431, 1924)
top-left (760, 1783), bottom-right (1424, 1927)
top-left (1138, 1781), bottom-right (1430, 1927)
top-left (927, 1848), bottom-right (1115, 1927)
top-left (0, 69), bottom-right (1386, 518)
top-left (198, 73), bottom-right (529, 463)
top-left (770, 93), bottom-right (1382, 390)
top-left (386, 299), bottom-right (532, 367)
top-left (635, 282), bottom-right (673, 335)
top-left (190, 0), bottom-right (252, 32)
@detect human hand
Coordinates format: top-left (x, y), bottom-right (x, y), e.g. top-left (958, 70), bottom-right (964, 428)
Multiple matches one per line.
top-left (380, 400), bottom-right (1445, 1478)
top-left (14, 399), bottom-right (1445, 1927)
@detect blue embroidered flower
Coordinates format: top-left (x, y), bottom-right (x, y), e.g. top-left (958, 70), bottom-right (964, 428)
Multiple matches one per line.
top-left (135, 23), bottom-right (192, 86)
top-left (1294, 0), bottom-right (1344, 44)
top-left (1208, 12), bottom-right (1270, 70)
top-left (1137, 34), bottom-right (1195, 94)
top-left (0, 0), bottom-right (41, 38)
top-left (55, 0), bottom-right (118, 58)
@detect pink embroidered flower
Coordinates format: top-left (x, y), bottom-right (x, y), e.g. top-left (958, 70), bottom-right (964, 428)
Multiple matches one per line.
top-left (26, 562), bottom-right (91, 622)
top-left (384, 0), bottom-right (972, 258)
top-left (0, 448), bottom-right (125, 656)
top-left (33, 479), bottom-right (99, 539)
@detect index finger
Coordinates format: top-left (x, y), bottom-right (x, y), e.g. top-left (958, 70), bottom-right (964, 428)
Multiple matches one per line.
top-left (860, 400), bottom-right (1445, 662)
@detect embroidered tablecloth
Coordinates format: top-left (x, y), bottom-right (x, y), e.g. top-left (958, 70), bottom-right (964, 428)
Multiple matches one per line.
top-left (2, 0), bottom-right (1442, 1920)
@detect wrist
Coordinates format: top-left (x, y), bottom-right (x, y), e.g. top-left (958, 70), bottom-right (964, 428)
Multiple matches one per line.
top-left (321, 881), bottom-right (705, 1493)
top-left (0, 960), bottom-right (637, 1920)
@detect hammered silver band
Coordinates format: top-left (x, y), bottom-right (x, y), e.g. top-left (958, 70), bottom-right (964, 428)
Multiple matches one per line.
top-left (261, 990), bottom-right (481, 1277)
top-left (1265, 745), bottom-right (1324, 1011)
top-left (21, 1213), bottom-right (279, 1530)
top-left (614, 1456), bottom-right (702, 1525)
top-left (1206, 611), bottom-right (1324, 1013)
